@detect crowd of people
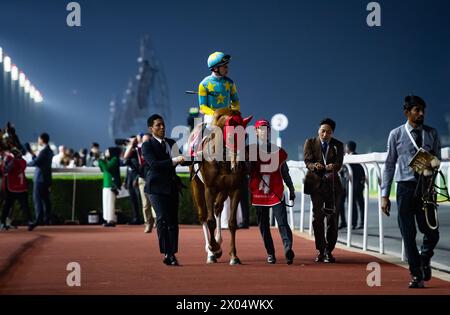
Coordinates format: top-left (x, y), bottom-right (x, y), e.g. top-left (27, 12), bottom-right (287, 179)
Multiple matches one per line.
top-left (0, 123), bottom-right (159, 232)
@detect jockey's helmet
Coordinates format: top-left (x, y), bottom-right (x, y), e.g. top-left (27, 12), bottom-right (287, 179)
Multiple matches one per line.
top-left (207, 52), bottom-right (231, 70)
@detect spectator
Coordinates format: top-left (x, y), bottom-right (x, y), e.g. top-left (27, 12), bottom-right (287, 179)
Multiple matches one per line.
top-left (68, 152), bottom-right (83, 168)
top-left (52, 145), bottom-right (65, 168)
top-left (136, 133), bottom-right (156, 233)
top-left (99, 147), bottom-right (122, 227)
top-left (124, 135), bottom-right (142, 225)
top-left (79, 148), bottom-right (88, 166)
top-left (86, 142), bottom-right (100, 167)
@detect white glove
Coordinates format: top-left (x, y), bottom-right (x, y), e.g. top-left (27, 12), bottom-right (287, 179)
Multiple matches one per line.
top-left (172, 156), bottom-right (185, 166)
top-left (430, 158), bottom-right (441, 169)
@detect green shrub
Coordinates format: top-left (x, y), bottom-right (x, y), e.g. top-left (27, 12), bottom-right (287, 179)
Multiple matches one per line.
top-left (6, 174), bottom-right (256, 226)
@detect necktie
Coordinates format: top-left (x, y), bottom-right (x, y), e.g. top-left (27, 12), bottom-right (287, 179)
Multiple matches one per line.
top-left (411, 129), bottom-right (422, 148)
top-left (161, 140), bottom-right (167, 153)
top-left (321, 141), bottom-right (328, 155)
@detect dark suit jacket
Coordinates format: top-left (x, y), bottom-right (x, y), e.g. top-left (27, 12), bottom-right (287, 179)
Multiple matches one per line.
top-left (142, 137), bottom-right (182, 195)
top-left (28, 145), bottom-right (53, 186)
top-left (303, 137), bottom-right (344, 195)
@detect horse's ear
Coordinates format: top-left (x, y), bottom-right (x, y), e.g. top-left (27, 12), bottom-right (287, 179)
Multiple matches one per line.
top-left (243, 116), bottom-right (253, 128)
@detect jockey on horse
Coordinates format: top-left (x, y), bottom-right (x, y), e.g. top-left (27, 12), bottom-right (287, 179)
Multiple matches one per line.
top-left (189, 52), bottom-right (252, 265)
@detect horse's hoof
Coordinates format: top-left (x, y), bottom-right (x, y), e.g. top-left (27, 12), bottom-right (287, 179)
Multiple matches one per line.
top-left (229, 257), bottom-right (241, 265)
top-left (214, 249), bottom-right (223, 259)
top-left (207, 256), bottom-right (217, 264)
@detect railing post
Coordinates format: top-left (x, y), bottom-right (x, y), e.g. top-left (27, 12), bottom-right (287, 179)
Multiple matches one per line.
top-left (298, 167), bottom-right (306, 233)
top-left (374, 162), bottom-right (384, 254)
top-left (71, 173), bottom-right (77, 222)
top-left (361, 164), bottom-right (370, 251)
top-left (345, 164), bottom-right (354, 247)
top-left (286, 191), bottom-right (295, 230)
top-left (446, 162), bottom-right (450, 191)
top-left (300, 190), bottom-right (306, 233)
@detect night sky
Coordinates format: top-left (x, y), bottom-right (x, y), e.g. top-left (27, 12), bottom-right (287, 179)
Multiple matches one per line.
top-left (1, 0), bottom-right (449, 158)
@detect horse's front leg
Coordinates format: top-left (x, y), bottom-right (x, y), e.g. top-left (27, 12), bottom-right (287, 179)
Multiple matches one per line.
top-left (205, 187), bottom-right (219, 263)
top-left (228, 189), bottom-right (242, 265)
top-left (212, 192), bottom-right (227, 259)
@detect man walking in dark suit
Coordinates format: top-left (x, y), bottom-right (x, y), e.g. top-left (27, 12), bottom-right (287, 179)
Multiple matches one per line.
top-left (28, 133), bottom-right (53, 230)
top-left (142, 114), bottom-right (185, 266)
top-left (303, 118), bottom-right (344, 263)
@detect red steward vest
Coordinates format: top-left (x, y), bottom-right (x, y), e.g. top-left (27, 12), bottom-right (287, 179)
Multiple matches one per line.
top-left (1, 154), bottom-right (28, 193)
top-left (249, 145), bottom-right (288, 207)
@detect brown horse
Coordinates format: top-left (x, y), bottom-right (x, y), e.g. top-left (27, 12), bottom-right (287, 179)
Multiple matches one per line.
top-left (189, 108), bottom-right (252, 265)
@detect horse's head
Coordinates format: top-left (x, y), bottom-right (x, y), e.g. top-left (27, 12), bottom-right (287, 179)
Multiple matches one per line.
top-left (212, 108), bottom-right (253, 152)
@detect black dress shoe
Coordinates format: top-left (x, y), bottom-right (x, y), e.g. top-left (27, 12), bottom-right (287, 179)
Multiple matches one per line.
top-left (285, 249), bottom-right (295, 265)
top-left (163, 255), bottom-right (170, 265)
top-left (28, 223), bottom-right (37, 231)
top-left (267, 254), bottom-right (276, 264)
top-left (324, 252), bottom-right (336, 263)
top-left (168, 255), bottom-right (179, 266)
top-left (409, 276), bottom-right (424, 288)
top-left (421, 255), bottom-right (432, 281)
top-left (315, 252), bottom-right (325, 263)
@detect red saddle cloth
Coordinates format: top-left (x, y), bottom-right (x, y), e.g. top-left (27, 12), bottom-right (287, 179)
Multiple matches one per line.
top-left (189, 113), bottom-right (252, 157)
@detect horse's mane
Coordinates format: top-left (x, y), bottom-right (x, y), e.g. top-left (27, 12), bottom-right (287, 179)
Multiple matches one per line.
top-left (213, 108), bottom-right (240, 127)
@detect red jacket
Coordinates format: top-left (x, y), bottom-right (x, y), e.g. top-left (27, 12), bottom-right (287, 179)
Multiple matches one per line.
top-left (1, 153), bottom-right (28, 193)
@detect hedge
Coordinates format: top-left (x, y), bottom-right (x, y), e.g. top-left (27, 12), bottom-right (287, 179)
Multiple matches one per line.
top-left (4, 174), bottom-right (257, 226)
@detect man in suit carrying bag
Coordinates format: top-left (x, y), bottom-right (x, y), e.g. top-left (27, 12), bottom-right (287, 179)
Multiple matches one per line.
top-left (142, 114), bottom-right (185, 266)
top-left (303, 118), bottom-right (344, 263)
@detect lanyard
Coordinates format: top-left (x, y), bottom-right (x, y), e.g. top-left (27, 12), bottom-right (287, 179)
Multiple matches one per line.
top-left (404, 123), bottom-right (424, 151)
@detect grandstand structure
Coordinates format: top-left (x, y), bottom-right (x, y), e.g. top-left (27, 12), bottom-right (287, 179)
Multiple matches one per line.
top-left (109, 35), bottom-right (170, 140)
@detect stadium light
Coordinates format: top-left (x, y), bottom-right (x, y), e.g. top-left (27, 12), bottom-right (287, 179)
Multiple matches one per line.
top-left (11, 64), bottom-right (19, 80)
top-left (2, 47), bottom-right (45, 103)
top-left (35, 90), bottom-right (43, 103)
top-left (30, 85), bottom-right (36, 99)
top-left (4, 56), bottom-right (11, 72)
top-left (19, 72), bottom-right (26, 87)
top-left (24, 79), bottom-right (31, 93)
